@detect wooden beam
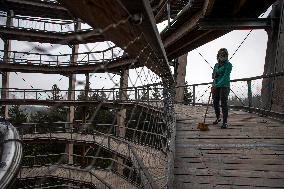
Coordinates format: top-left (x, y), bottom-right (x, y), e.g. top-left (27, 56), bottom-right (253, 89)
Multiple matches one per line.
top-left (1, 11), bottom-right (12, 119)
top-left (163, 11), bottom-right (203, 48)
top-left (0, 58), bottom-right (137, 74)
top-left (57, 0), bottom-right (173, 82)
top-left (162, 0), bottom-right (215, 48)
top-left (0, 0), bottom-right (72, 20)
top-left (163, 0), bottom-right (276, 60)
top-left (0, 26), bottom-right (105, 44)
top-left (154, 0), bottom-right (168, 22)
top-left (198, 18), bottom-right (271, 30)
top-left (175, 53), bottom-right (187, 103)
top-left (167, 30), bottom-right (227, 60)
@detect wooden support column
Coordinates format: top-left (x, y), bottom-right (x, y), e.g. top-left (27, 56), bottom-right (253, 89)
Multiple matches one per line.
top-left (117, 69), bottom-right (129, 137)
top-left (175, 53), bottom-right (188, 103)
top-left (66, 21), bottom-right (81, 165)
top-left (116, 70), bottom-right (129, 176)
top-left (1, 12), bottom-right (12, 118)
top-left (82, 73), bottom-right (90, 123)
top-left (79, 73), bottom-right (89, 189)
top-left (262, 0), bottom-right (284, 112)
top-left (66, 73), bottom-right (76, 165)
top-left (271, 0), bottom-right (284, 112)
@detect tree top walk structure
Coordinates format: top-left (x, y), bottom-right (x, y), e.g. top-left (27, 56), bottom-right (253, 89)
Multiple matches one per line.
top-left (0, 0), bottom-right (276, 63)
top-left (1, 0), bottom-right (284, 189)
top-left (160, 0), bottom-right (275, 59)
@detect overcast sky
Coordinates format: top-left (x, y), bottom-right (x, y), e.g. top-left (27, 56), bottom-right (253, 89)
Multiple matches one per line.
top-left (186, 29), bottom-right (268, 84)
top-left (0, 7), bottom-right (271, 91)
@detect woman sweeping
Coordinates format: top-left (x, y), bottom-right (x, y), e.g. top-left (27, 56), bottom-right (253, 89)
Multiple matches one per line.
top-left (212, 48), bottom-right (232, 129)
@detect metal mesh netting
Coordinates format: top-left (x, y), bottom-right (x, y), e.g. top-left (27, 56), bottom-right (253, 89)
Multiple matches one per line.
top-left (0, 0), bottom-right (175, 188)
top-left (1, 0), bottom-right (283, 188)
top-left (175, 73), bottom-right (284, 115)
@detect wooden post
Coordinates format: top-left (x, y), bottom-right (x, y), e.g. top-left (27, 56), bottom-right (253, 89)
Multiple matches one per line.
top-left (1, 11), bottom-right (12, 119)
top-left (175, 53), bottom-right (188, 103)
top-left (247, 80), bottom-right (252, 112)
top-left (167, 1), bottom-right (171, 28)
top-left (192, 85), bottom-right (196, 106)
top-left (116, 70), bottom-right (129, 175)
top-left (262, 0), bottom-right (284, 112)
top-left (66, 21), bottom-right (81, 166)
top-left (82, 73), bottom-right (90, 123)
top-left (117, 69), bottom-right (129, 137)
top-left (271, 0), bottom-right (284, 112)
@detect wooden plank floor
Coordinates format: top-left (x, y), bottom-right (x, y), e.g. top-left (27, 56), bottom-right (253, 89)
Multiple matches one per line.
top-left (21, 133), bottom-right (167, 185)
top-left (174, 105), bottom-right (284, 189)
top-left (19, 165), bottom-right (137, 189)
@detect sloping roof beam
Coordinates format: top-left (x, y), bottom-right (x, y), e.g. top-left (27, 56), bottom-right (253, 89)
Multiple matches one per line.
top-left (57, 0), bottom-right (173, 82)
top-left (198, 18), bottom-right (272, 30)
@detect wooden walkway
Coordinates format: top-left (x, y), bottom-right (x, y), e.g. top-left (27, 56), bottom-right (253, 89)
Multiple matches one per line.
top-left (21, 132), bottom-right (167, 185)
top-left (174, 105), bottom-right (284, 189)
top-left (18, 165), bottom-right (137, 189)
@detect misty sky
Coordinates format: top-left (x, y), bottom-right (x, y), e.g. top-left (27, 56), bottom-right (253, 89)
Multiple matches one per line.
top-left (186, 29), bottom-right (268, 84)
top-left (0, 7), bottom-right (271, 90)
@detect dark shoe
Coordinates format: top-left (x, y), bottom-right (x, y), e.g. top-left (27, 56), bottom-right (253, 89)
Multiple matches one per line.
top-left (213, 118), bottom-right (221, 125)
top-left (221, 123), bottom-right (228, 129)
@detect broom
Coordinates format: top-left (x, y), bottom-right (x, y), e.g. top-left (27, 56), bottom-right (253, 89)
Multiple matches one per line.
top-left (197, 90), bottom-right (212, 131)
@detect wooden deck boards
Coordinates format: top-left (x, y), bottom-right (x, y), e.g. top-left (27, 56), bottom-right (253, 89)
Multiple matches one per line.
top-left (174, 105), bottom-right (284, 189)
top-left (21, 133), bottom-right (167, 185)
top-left (18, 166), bottom-right (137, 189)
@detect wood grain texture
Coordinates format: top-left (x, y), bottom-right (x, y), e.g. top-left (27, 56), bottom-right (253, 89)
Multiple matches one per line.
top-left (57, 0), bottom-right (173, 80)
top-left (174, 105), bottom-right (284, 189)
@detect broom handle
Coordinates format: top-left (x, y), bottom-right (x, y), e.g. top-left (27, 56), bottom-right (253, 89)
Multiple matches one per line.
top-left (203, 91), bottom-right (212, 123)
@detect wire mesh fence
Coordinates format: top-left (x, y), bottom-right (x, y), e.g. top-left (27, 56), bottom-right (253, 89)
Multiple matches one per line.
top-left (1, 0), bottom-right (282, 188)
top-left (176, 72), bottom-right (284, 118)
top-left (0, 0), bottom-right (175, 188)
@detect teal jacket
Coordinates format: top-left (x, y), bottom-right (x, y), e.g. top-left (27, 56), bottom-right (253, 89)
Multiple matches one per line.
top-left (212, 61), bottom-right (232, 88)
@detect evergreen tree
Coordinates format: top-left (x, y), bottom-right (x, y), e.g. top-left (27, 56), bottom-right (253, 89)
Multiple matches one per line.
top-left (75, 89), bottom-right (114, 133)
top-left (30, 110), bottom-right (48, 123)
top-left (151, 87), bottom-right (161, 100)
top-left (183, 82), bottom-right (192, 105)
top-left (9, 105), bottom-right (27, 125)
top-left (47, 107), bottom-right (67, 122)
top-left (50, 84), bottom-right (62, 100)
top-left (46, 84), bottom-right (66, 122)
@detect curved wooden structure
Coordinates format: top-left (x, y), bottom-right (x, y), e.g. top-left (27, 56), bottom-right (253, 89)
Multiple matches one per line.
top-left (0, 121), bottom-right (23, 189)
top-left (0, 0), bottom-right (281, 188)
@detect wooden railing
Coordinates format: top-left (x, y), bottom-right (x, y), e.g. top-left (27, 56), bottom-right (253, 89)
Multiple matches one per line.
top-left (0, 13), bottom-right (89, 33)
top-left (175, 71), bottom-right (284, 119)
top-left (0, 46), bottom-right (124, 66)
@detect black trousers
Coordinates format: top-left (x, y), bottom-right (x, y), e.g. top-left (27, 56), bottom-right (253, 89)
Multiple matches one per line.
top-left (212, 87), bottom-right (230, 124)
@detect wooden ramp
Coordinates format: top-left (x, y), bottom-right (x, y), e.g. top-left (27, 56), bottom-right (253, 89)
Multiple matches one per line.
top-left (21, 132), bottom-right (167, 185)
top-left (174, 105), bottom-right (284, 189)
top-left (19, 165), bottom-right (137, 189)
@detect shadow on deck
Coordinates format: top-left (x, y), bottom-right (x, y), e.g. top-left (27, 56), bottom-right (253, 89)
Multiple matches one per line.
top-left (174, 104), bottom-right (284, 189)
